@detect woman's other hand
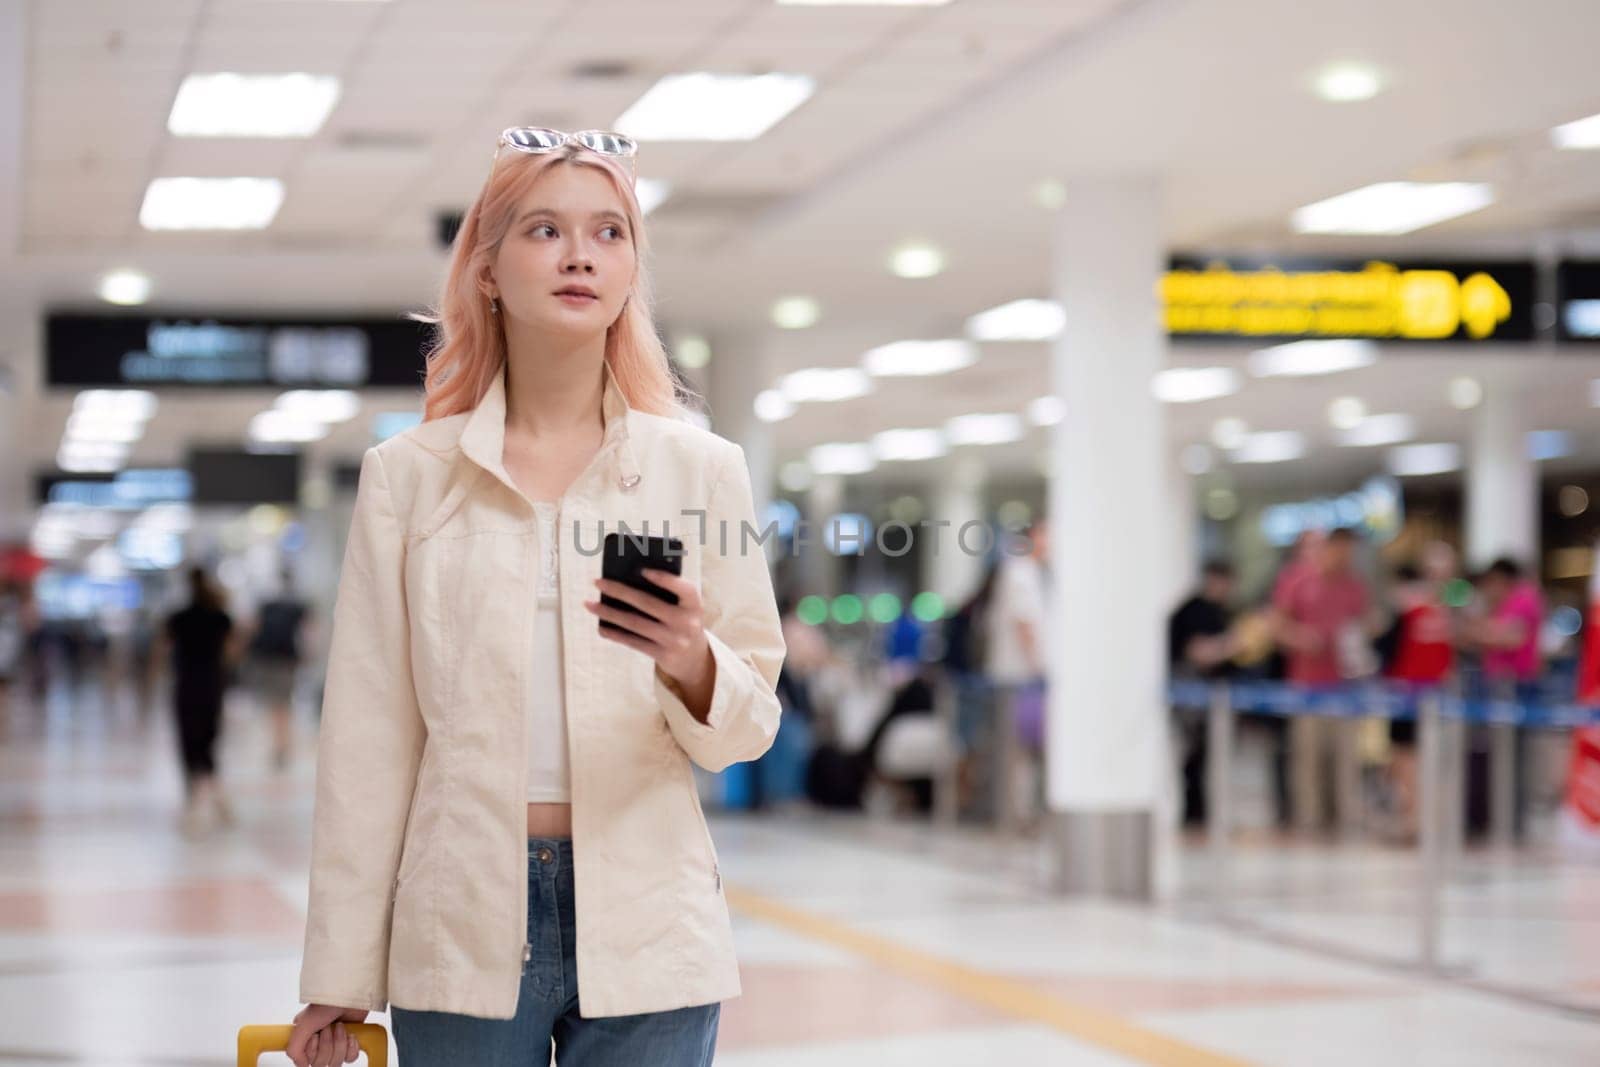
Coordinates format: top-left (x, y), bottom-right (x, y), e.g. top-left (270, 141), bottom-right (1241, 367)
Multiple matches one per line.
top-left (287, 1003), bottom-right (368, 1067)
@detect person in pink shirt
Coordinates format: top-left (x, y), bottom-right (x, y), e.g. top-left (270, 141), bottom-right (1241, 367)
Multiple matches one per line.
top-left (1466, 557), bottom-right (1544, 840)
top-left (1270, 527), bottom-right (1381, 833)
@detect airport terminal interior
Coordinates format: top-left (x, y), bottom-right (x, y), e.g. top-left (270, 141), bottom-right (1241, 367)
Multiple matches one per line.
top-left (3, 0), bottom-right (1600, 1064)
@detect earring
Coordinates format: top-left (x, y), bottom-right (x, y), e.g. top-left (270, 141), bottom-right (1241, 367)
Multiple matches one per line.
top-left (490, 296), bottom-right (499, 314)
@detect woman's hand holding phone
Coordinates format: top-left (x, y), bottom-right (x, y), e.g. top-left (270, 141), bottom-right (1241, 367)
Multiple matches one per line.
top-left (585, 569), bottom-right (715, 717)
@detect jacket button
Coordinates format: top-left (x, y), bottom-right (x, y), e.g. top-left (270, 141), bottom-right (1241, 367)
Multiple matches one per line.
top-left (537, 847), bottom-right (554, 864)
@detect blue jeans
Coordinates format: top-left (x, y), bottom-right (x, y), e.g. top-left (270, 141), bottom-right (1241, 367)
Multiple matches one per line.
top-left (390, 837), bottom-right (720, 1066)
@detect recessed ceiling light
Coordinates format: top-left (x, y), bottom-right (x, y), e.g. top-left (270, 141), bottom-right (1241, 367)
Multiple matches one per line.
top-left (945, 413), bottom-right (1023, 446)
top-left (771, 296), bottom-right (820, 330)
top-left (1337, 413), bottom-right (1416, 447)
top-left (871, 429), bottom-right (948, 462)
top-left (674, 335), bottom-right (711, 369)
top-left (861, 339), bottom-right (976, 377)
top-left (1151, 366), bottom-right (1241, 403)
top-left (888, 243), bottom-right (945, 279)
top-left (1249, 339), bottom-right (1377, 377)
top-left (1552, 112), bottom-right (1600, 150)
top-left (1328, 396), bottom-right (1366, 429)
top-left (779, 367), bottom-right (872, 403)
top-left (1312, 62), bottom-right (1384, 103)
top-left (1211, 417), bottom-right (1249, 450)
top-left (1450, 376), bottom-right (1484, 409)
top-left (1230, 431), bottom-right (1305, 464)
top-left (753, 389), bottom-right (795, 423)
top-left (140, 177), bottom-right (284, 230)
top-left (1033, 179), bottom-right (1067, 211)
top-left (98, 269), bottom-right (152, 306)
top-left (1292, 182), bottom-right (1494, 235)
top-left (168, 73), bottom-right (341, 138)
top-left (614, 72), bottom-right (814, 141)
top-left (1388, 443), bottom-right (1460, 477)
top-left (965, 298), bottom-right (1065, 341)
top-left (808, 443), bottom-right (876, 475)
top-left (1027, 395), bottom-right (1064, 426)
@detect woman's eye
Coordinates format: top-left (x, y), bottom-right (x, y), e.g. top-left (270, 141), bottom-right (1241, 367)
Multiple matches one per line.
top-left (531, 223), bottom-right (555, 237)
top-left (602, 225), bottom-right (624, 240)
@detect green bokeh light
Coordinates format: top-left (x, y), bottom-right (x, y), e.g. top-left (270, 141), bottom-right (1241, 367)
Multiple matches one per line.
top-left (796, 595), bottom-right (829, 625)
top-left (830, 594), bottom-right (864, 624)
top-left (868, 593), bottom-right (902, 623)
top-left (1442, 578), bottom-right (1474, 608)
top-left (911, 591), bottom-right (945, 622)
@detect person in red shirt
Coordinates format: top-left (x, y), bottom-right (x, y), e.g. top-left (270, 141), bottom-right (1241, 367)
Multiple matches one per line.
top-left (1381, 542), bottom-right (1458, 840)
top-left (1271, 527), bottom-right (1381, 834)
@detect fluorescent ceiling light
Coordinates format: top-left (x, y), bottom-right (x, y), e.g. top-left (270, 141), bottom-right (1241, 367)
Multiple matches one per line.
top-left (965, 298), bottom-right (1064, 342)
top-left (888, 243), bottom-right (944, 279)
top-left (753, 389), bottom-right (796, 423)
top-left (1230, 431), bottom-right (1305, 464)
top-left (1211, 417), bottom-right (1249, 450)
top-left (1312, 62), bottom-right (1383, 102)
top-left (1027, 395), bottom-right (1063, 426)
top-left (634, 178), bottom-right (671, 215)
top-left (1388, 443), bottom-right (1460, 477)
top-left (615, 72), bottom-right (814, 141)
top-left (140, 177), bottom-right (284, 230)
top-left (771, 296), bottom-right (820, 330)
top-left (779, 367), bottom-right (872, 404)
top-left (275, 389), bottom-right (360, 423)
top-left (168, 73), bottom-right (341, 138)
top-left (1249, 339), bottom-right (1377, 377)
top-left (861, 339), bottom-right (976, 377)
top-left (73, 390), bottom-right (157, 420)
top-left (98, 269), bottom-right (152, 306)
top-left (1292, 181), bottom-right (1494, 235)
top-left (1450, 376), bottom-right (1484, 410)
top-left (808, 443), bottom-right (876, 475)
top-left (1327, 396), bottom-right (1366, 429)
top-left (945, 413), bottom-right (1023, 446)
top-left (1151, 366), bottom-right (1240, 403)
top-left (1336, 413), bottom-right (1416, 447)
top-left (1552, 113), bottom-right (1600, 150)
top-left (871, 429), bottom-right (947, 462)
top-left (65, 414), bottom-right (144, 444)
top-left (250, 410), bottom-right (329, 443)
top-left (1527, 430), bottom-right (1572, 461)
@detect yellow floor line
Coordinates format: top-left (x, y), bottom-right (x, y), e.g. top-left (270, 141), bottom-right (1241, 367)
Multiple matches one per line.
top-left (725, 886), bottom-right (1257, 1067)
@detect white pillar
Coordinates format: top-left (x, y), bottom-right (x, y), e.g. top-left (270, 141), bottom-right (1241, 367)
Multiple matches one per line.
top-left (801, 474), bottom-right (844, 598)
top-left (1466, 378), bottom-right (1537, 571)
top-left (704, 333), bottom-right (774, 532)
top-left (1045, 176), bottom-right (1169, 900)
top-left (928, 456), bottom-right (988, 607)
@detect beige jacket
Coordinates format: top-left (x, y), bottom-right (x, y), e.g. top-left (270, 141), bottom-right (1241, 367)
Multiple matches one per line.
top-left (298, 359), bottom-right (786, 1020)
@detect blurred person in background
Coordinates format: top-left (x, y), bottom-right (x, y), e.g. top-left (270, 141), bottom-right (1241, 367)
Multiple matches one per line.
top-left (152, 565), bottom-right (244, 836)
top-left (984, 517), bottom-right (1050, 830)
top-left (244, 565), bottom-right (314, 772)
top-left (942, 561), bottom-right (998, 815)
top-left (1465, 556), bottom-right (1544, 839)
top-left (1271, 527), bottom-right (1379, 834)
top-left (1378, 542), bottom-right (1457, 842)
top-left (1168, 560), bottom-right (1240, 826)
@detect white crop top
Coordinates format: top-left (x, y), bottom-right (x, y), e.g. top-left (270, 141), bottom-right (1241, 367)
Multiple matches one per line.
top-left (527, 500), bottom-right (570, 803)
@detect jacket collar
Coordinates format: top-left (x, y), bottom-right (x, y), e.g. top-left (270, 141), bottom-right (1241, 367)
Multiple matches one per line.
top-left (459, 359), bottom-right (642, 502)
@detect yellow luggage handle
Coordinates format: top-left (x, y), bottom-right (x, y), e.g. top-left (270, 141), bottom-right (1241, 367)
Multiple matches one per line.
top-left (237, 1023), bottom-right (388, 1066)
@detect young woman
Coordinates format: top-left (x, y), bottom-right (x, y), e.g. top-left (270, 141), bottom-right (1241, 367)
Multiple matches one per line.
top-left (287, 127), bottom-right (787, 1067)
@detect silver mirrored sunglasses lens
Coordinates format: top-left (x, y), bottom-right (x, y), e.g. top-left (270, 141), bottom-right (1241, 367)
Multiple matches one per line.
top-left (576, 131), bottom-right (636, 156)
top-left (505, 127), bottom-right (565, 151)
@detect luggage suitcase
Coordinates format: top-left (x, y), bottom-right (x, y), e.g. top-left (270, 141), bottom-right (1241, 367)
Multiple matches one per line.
top-left (237, 1023), bottom-right (388, 1066)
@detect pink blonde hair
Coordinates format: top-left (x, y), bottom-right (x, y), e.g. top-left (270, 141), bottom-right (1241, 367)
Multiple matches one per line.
top-left (411, 143), bottom-right (693, 423)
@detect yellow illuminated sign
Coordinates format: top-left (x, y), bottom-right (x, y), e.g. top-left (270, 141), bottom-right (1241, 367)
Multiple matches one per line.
top-left (1162, 261), bottom-right (1513, 340)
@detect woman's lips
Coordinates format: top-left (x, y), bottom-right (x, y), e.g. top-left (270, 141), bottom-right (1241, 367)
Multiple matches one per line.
top-left (555, 292), bottom-right (598, 305)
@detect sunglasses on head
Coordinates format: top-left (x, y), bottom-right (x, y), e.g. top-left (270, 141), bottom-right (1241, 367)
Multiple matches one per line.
top-left (493, 127), bottom-right (639, 183)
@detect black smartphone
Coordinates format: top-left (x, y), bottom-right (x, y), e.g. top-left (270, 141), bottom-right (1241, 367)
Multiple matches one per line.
top-left (599, 531), bottom-right (684, 634)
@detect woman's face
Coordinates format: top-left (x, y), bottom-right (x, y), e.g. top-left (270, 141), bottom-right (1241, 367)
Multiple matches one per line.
top-left (489, 161), bottom-right (637, 336)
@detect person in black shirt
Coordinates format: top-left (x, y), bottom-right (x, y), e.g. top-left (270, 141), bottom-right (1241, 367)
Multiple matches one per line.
top-left (1168, 560), bottom-right (1238, 825)
top-left (157, 566), bottom-right (240, 836)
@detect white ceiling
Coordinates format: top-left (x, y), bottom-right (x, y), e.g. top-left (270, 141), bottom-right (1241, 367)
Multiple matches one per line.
top-left (6, 0), bottom-right (1600, 513)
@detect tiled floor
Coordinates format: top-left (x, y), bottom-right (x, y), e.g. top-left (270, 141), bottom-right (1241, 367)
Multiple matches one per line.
top-left (2, 678), bottom-right (1597, 1065)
